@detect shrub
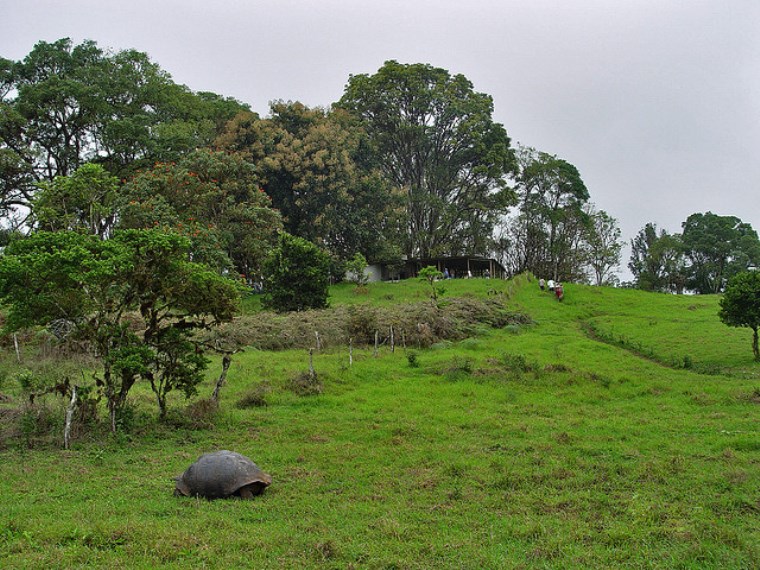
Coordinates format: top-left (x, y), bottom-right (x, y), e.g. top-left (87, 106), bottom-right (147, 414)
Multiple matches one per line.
top-left (183, 398), bottom-right (219, 430)
top-left (345, 253), bottom-right (369, 287)
top-left (237, 382), bottom-right (271, 408)
top-left (289, 372), bottom-right (323, 396)
top-left (262, 233), bottom-right (331, 312)
top-left (501, 353), bottom-right (536, 373)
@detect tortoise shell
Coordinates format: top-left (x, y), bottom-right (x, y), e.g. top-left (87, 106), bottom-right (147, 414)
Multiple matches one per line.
top-left (175, 450), bottom-right (272, 499)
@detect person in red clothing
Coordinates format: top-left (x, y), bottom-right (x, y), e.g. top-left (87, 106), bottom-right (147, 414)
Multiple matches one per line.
top-left (555, 283), bottom-right (564, 301)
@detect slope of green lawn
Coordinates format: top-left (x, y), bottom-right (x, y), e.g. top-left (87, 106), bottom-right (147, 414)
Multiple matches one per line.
top-left (0, 277), bottom-right (757, 568)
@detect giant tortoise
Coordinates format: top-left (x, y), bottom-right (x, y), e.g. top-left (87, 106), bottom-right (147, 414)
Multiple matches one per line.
top-left (174, 450), bottom-right (272, 499)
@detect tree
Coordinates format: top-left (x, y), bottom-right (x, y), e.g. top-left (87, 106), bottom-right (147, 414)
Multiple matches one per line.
top-left (31, 163), bottom-right (119, 238)
top-left (418, 266), bottom-right (445, 303)
top-left (118, 149), bottom-right (282, 277)
top-left (0, 38), bottom-right (249, 218)
top-left (628, 223), bottom-right (687, 293)
top-left (719, 271), bottom-right (760, 361)
top-left (585, 207), bottom-right (622, 286)
top-left (337, 60), bottom-right (516, 258)
top-left (0, 230), bottom-right (240, 428)
top-left (504, 146), bottom-right (590, 281)
top-left (217, 102), bottom-right (401, 262)
top-left (262, 233), bottom-right (331, 312)
top-left (345, 252), bottom-right (369, 287)
top-left (681, 212), bottom-right (760, 294)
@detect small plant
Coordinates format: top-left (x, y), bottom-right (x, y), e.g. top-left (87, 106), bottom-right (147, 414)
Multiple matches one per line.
top-left (443, 356), bottom-right (474, 381)
top-left (418, 266), bottom-right (445, 303)
top-left (406, 351), bottom-right (420, 368)
top-left (237, 382), bottom-right (271, 408)
top-left (290, 371), bottom-right (323, 396)
top-left (115, 404), bottom-right (137, 433)
top-left (184, 398), bottom-right (219, 429)
top-left (15, 369), bottom-right (43, 394)
top-left (19, 402), bottom-right (58, 449)
top-left (501, 353), bottom-right (535, 373)
top-left (345, 252), bottom-right (369, 287)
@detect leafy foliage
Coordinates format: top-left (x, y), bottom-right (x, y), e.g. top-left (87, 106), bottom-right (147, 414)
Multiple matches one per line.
top-left (262, 233), bottom-right (331, 312)
top-left (32, 163), bottom-right (119, 237)
top-left (682, 211), bottom-right (760, 294)
top-left (628, 223), bottom-right (686, 293)
top-left (0, 38), bottom-right (249, 217)
top-left (217, 102), bottom-right (401, 262)
top-left (418, 265), bottom-right (445, 302)
top-left (344, 252), bottom-right (369, 286)
top-left (338, 60), bottom-right (516, 258)
top-left (501, 146), bottom-right (590, 281)
top-left (0, 229), bottom-right (240, 427)
top-left (719, 270), bottom-right (760, 360)
top-left (584, 207), bottom-right (623, 286)
top-left (118, 149), bottom-right (282, 276)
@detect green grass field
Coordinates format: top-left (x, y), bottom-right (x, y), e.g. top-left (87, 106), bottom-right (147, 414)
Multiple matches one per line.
top-left (1, 276), bottom-right (758, 569)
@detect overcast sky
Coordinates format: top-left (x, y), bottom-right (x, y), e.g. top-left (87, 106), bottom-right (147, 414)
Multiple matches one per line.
top-left (2, 0), bottom-right (759, 278)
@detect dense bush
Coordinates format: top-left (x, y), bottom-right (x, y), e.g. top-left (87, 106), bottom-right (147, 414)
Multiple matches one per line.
top-left (262, 233), bottom-right (331, 312)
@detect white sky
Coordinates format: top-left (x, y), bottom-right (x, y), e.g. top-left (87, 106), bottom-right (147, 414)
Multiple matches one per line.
top-left (3, 0), bottom-right (759, 277)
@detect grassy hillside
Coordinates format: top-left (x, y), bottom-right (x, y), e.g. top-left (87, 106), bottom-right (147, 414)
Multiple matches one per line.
top-left (0, 277), bottom-right (758, 568)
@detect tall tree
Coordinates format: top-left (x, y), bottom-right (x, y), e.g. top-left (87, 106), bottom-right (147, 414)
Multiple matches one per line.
top-left (585, 207), bottom-right (623, 286)
top-left (0, 38), bottom-right (248, 219)
top-left (629, 223), bottom-right (687, 293)
top-left (681, 212), bottom-right (760, 294)
top-left (118, 149), bottom-right (282, 277)
top-left (217, 102), bottom-right (401, 262)
top-left (337, 60), bottom-right (516, 258)
top-left (506, 146), bottom-right (590, 281)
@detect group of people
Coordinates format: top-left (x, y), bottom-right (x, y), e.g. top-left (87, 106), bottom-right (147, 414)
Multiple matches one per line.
top-left (538, 277), bottom-right (564, 301)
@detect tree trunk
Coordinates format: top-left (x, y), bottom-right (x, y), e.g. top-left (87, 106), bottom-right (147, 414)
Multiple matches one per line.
top-left (157, 394), bottom-right (167, 421)
top-left (110, 405), bottom-right (116, 434)
top-left (211, 354), bottom-right (232, 402)
top-left (753, 327), bottom-right (759, 362)
top-left (64, 385), bottom-right (77, 450)
top-left (103, 367), bottom-right (117, 433)
top-left (13, 333), bottom-right (20, 363)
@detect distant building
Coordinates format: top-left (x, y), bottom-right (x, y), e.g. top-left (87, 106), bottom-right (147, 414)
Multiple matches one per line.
top-left (365, 256), bottom-right (507, 282)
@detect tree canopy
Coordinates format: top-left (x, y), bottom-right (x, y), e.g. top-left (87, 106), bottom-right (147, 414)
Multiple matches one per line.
top-left (0, 38), bottom-right (248, 221)
top-left (118, 149), bottom-right (282, 277)
top-left (337, 60), bottom-right (517, 259)
top-left (0, 230), bottom-right (240, 427)
top-left (681, 212), bottom-right (760, 294)
top-left (504, 146), bottom-right (590, 281)
top-left (585, 207), bottom-right (623, 286)
top-left (628, 223), bottom-right (686, 293)
top-left (719, 271), bottom-right (760, 361)
top-left (630, 213), bottom-right (760, 294)
top-left (217, 102), bottom-right (401, 263)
